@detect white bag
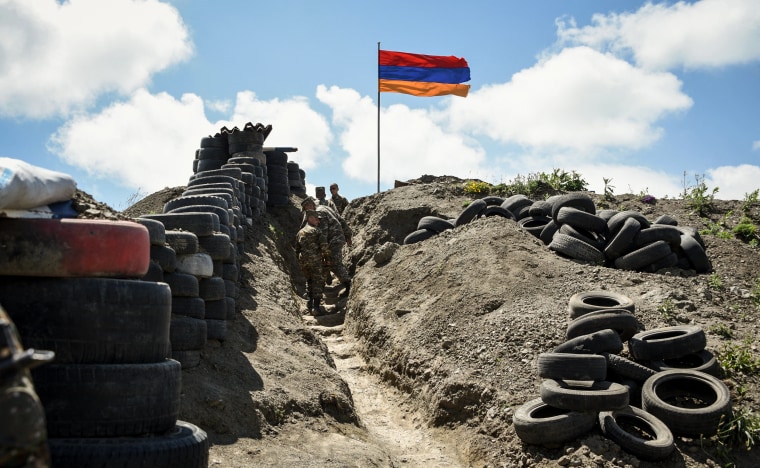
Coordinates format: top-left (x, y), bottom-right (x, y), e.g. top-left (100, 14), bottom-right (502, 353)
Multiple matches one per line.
top-left (0, 157), bottom-right (77, 210)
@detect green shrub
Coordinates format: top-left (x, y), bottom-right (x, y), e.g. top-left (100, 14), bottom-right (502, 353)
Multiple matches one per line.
top-left (682, 172), bottom-right (719, 216)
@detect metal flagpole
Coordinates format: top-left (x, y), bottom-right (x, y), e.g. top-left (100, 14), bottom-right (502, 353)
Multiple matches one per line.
top-left (377, 41), bottom-right (381, 194)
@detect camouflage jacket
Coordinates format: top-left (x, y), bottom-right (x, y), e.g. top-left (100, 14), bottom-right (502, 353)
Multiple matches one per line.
top-left (295, 225), bottom-right (330, 263)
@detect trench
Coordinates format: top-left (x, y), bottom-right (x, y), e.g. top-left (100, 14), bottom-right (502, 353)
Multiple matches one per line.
top-left (306, 285), bottom-right (465, 467)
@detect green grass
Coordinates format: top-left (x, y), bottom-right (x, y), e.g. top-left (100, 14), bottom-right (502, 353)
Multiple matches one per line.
top-left (682, 172), bottom-right (719, 217)
top-left (717, 336), bottom-right (760, 378)
top-left (705, 406), bottom-right (760, 467)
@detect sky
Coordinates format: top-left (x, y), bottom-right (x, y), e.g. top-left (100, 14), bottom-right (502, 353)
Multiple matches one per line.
top-left (1, 0), bottom-right (759, 211)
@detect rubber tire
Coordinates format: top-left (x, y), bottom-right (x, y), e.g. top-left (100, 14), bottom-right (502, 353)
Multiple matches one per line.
top-left (162, 272), bottom-right (200, 297)
top-left (483, 205), bottom-right (515, 219)
top-left (32, 360), bottom-right (182, 438)
top-left (539, 220), bottom-right (559, 245)
top-left (0, 278), bottom-right (171, 364)
top-left (537, 353), bottom-right (607, 381)
top-left (567, 290), bottom-right (635, 320)
top-left (679, 234), bottom-right (711, 273)
top-left (566, 309), bottom-right (639, 342)
top-left (641, 369), bottom-right (731, 437)
top-left (553, 329), bottom-right (623, 355)
top-left (174, 253), bottom-right (214, 278)
top-left (648, 349), bottom-right (720, 377)
top-left (404, 228), bottom-right (436, 245)
top-left (198, 277), bottom-right (226, 301)
top-left (540, 379), bottom-right (629, 412)
top-left (454, 199), bottom-right (487, 227)
top-left (632, 225), bottom-right (682, 248)
top-left (164, 195), bottom-right (228, 213)
top-left (500, 195), bottom-right (533, 216)
top-left (628, 325), bottom-right (707, 361)
top-left (550, 193), bottom-right (596, 222)
top-left (602, 352), bottom-right (657, 383)
top-left (607, 211), bottom-right (651, 236)
top-left (549, 233), bottom-right (605, 264)
top-left (518, 216), bottom-right (551, 238)
top-left (603, 217), bottom-right (641, 260)
top-left (614, 240), bottom-right (672, 271)
top-left (556, 207), bottom-right (607, 234)
top-left (164, 230), bottom-right (199, 256)
top-left (133, 217), bottom-right (166, 246)
top-left (171, 296), bottom-right (206, 319)
top-left (417, 216), bottom-right (455, 234)
top-left (48, 420), bottom-right (209, 468)
top-left (512, 397), bottom-right (596, 447)
top-left (598, 406), bottom-right (675, 461)
top-left (141, 213), bottom-right (219, 236)
top-left (170, 315), bottom-right (207, 351)
top-left (172, 349), bottom-right (201, 369)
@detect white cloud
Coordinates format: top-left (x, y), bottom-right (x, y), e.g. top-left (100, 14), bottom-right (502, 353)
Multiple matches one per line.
top-left (753, 140), bottom-right (760, 151)
top-left (448, 47), bottom-right (692, 154)
top-left (205, 99), bottom-right (231, 114)
top-left (317, 85), bottom-right (488, 186)
top-left (705, 164), bottom-right (760, 200)
top-left (222, 90), bottom-right (332, 171)
top-left (48, 89), bottom-right (213, 193)
top-left (0, 0), bottom-right (192, 118)
top-left (557, 0), bottom-right (760, 70)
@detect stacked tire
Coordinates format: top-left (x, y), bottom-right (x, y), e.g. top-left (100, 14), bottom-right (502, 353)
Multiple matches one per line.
top-left (194, 133), bottom-right (229, 173)
top-left (264, 150), bottom-right (290, 207)
top-left (514, 290), bottom-right (731, 462)
top-left (287, 161), bottom-right (306, 195)
top-left (0, 218), bottom-right (208, 467)
top-left (226, 122), bottom-right (271, 166)
top-left (403, 198), bottom-right (517, 244)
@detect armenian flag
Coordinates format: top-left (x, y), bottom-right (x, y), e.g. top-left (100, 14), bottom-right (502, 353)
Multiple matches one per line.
top-left (379, 50), bottom-right (470, 97)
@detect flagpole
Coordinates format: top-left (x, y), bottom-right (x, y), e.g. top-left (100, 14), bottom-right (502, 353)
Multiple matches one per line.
top-left (377, 41), bottom-right (381, 194)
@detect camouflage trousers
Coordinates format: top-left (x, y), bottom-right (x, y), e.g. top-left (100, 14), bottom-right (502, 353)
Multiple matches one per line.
top-left (327, 242), bottom-right (350, 284)
top-left (299, 257), bottom-right (326, 299)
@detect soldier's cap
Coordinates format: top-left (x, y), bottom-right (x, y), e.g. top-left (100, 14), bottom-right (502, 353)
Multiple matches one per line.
top-left (301, 196), bottom-right (316, 209)
top-left (305, 210), bottom-right (319, 218)
top-left (315, 186), bottom-right (326, 194)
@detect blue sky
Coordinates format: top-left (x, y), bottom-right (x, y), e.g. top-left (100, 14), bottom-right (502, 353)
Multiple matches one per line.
top-left (1, 0), bottom-right (759, 210)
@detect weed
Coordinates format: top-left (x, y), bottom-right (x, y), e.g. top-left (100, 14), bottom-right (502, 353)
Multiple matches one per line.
top-left (657, 299), bottom-right (677, 323)
top-left (709, 273), bottom-right (724, 290)
top-left (603, 177), bottom-right (615, 201)
top-left (733, 216), bottom-right (757, 242)
top-left (717, 336), bottom-right (760, 378)
top-left (488, 169), bottom-right (589, 199)
top-left (682, 172), bottom-right (719, 217)
top-left (741, 189), bottom-right (759, 214)
top-left (706, 406), bottom-right (760, 465)
top-left (120, 187), bottom-right (147, 210)
top-left (463, 180), bottom-right (491, 196)
top-left (709, 323), bottom-right (734, 339)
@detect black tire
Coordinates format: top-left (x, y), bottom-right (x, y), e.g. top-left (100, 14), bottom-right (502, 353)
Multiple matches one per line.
top-left (540, 379), bottom-right (629, 412)
top-left (403, 228), bottom-right (436, 245)
top-left (32, 360), bottom-right (182, 438)
top-left (602, 352), bottom-right (657, 383)
top-left (0, 278), bottom-right (171, 364)
top-left (172, 349), bottom-right (201, 369)
top-left (455, 199), bottom-right (487, 226)
top-left (537, 353), bottom-right (607, 381)
top-left (553, 329), bottom-right (623, 355)
top-left (164, 195), bottom-right (228, 213)
top-left (500, 195), bottom-right (533, 216)
top-left (641, 369), bottom-right (731, 436)
top-left (483, 205), bottom-right (515, 219)
top-left (203, 298), bottom-right (227, 320)
top-left (598, 406), bottom-right (675, 461)
top-left (597, 209), bottom-right (619, 222)
top-left (141, 212), bottom-right (219, 236)
top-left (168, 205), bottom-right (229, 227)
top-left (481, 195), bottom-right (505, 206)
top-left (150, 244), bottom-right (177, 272)
top-left (417, 216), bottom-right (455, 233)
top-left (642, 252), bottom-right (679, 273)
top-left (528, 200), bottom-right (551, 217)
top-left (206, 319), bottom-right (227, 341)
top-left (171, 296), bottom-right (206, 319)
top-left (539, 220), bottom-right (559, 245)
top-left (198, 277), bottom-right (226, 301)
top-left (549, 233), bottom-right (605, 264)
top-left (648, 349), bottom-right (720, 376)
top-left (141, 259), bottom-right (164, 282)
top-left (558, 223), bottom-right (604, 251)
top-left (628, 325), bottom-right (707, 361)
top-left (164, 230), bottom-right (199, 256)
top-left (198, 233), bottom-right (232, 261)
top-left (607, 211), bottom-right (651, 236)
top-left (603, 217), bottom-right (641, 260)
top-left (518, 216), bottom-right (551, 238)
top-left (556, 207), bottom-right (607, 234)
top-left (162, 272), bottom-right (200, 297)
top-left (200, 134), bottom-right (228, 149)
top-left (632, 225), bottom-right (682, 248)
top-left (567, 290), bottom-right (635, 320)
top-left (550, 193), bottom-right (596, 222)
top-left (512, 397), bottom-right (596, 447)
top-left (196, 159), bottom-right (224, 172)
top-left (195, 147), bottom-right (228, 160)
top-left (170, 315), bottom-right (207, 351)
top-left (614, 240), bottom-right (672, 271)
top-left (653, 214), bottom-right (678, 226)
top-left (566, 309), bottom-right (639, 342)
top-left (49, 420), bottom-right (209, 468)
top-left (133, 217), bottom-right (166, 246)
top-left (679, 234), bottom-right (711, 273)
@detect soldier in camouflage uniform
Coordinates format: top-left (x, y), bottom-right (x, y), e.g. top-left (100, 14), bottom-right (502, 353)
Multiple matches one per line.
top-left (314, 186), bottom-right (338, 213)
top-left (301, 197), bottom-right (353, 298)
top-left (296, 210), bottom-right (331, 315)
top-left (1, 306), bottom-right (53, 468)
top-left (329, 183), bottom-right (349, 215)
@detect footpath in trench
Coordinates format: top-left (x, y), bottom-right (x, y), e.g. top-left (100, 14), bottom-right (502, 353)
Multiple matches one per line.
top-left (305, 287), bottom-right (465, 467)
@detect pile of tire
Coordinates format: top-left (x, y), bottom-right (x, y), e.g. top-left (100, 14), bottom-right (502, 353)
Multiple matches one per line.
top-left (0, 218), bottom-right (209, 467)
top-left (512, 290), bottom-right (731, 462)
top-left (225, 122), bottom-right (271, 166)
top-left (264, 150), bottom-right (290, 207)
top-left (287, 160), bottom-right (306, 196)
top-left (403, 193), bottom-right (711, 275)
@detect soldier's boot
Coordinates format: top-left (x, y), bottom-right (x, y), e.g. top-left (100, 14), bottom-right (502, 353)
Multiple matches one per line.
top-left (339, 279), bottom-right (351, 298)
top-left (313, 298), bottom-right (326, 316)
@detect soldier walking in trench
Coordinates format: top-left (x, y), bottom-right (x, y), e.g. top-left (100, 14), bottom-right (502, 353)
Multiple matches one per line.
top-left (295, 210), bottom-right (331, 315)
top-left (300, 197), bottom-right (352, 299)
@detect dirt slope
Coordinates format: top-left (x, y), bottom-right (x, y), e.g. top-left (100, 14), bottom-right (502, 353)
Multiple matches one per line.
top-left (121, 176), bottom-right (760, 467)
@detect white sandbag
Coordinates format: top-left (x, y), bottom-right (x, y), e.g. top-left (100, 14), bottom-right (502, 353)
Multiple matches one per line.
top-left (0, 157), bottom-right (77, 209)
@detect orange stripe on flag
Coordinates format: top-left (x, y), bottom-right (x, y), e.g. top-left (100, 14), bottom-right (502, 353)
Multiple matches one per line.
top-left (379, 79), bottom-right (470, 98)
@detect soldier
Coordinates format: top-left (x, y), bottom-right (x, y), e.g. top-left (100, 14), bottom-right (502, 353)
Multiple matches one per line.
top-left (295, 210), bottom-right (331, 315)
top-left (301, 197), bottom-right (352, 298)
top-left (314, 186), bottom-right (338, 213)
top-left (329, 183), bottom-right (349, 215)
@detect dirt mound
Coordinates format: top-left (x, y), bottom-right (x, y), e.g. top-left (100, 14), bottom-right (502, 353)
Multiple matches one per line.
top-left (120, 177), bottom-right (759, 467)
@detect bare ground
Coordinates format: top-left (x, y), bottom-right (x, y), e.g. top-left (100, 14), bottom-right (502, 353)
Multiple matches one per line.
top-left (119, 176), bottom-right (760, 468)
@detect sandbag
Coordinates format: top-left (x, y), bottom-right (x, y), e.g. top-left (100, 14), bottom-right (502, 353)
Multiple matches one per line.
top-left (0, 157), bottom-right (76, 210)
